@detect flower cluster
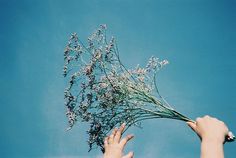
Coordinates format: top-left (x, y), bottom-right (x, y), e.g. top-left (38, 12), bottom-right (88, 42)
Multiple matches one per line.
top-left (63, 25), bottom-right (192, 152)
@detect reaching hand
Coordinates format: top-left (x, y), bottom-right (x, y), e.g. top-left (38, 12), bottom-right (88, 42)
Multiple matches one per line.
top-left (103, 123), bottom-right (134, 158)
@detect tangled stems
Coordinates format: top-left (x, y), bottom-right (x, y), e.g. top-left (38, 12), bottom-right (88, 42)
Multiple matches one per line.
top-left (63, 24), bottom-right (193, 152)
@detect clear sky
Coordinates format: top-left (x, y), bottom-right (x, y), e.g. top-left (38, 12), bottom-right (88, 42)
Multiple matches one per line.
top-left (0, 0), bottom-right (235, 158)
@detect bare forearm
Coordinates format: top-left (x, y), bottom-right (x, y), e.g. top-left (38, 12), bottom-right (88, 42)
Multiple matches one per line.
top-left (201, 140), bottom-right (224, 158)
top-left (187, 116), bottom-right (228, 158)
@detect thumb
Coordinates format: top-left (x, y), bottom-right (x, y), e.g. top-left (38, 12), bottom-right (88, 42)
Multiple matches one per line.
top-left (122, 151), bottom-right (134, 158)
top-left (187, 121), bottom-right (197, 132)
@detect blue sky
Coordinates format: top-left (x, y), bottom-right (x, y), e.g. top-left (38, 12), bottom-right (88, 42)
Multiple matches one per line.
top-left (0, 0), bottom-right (235, 157)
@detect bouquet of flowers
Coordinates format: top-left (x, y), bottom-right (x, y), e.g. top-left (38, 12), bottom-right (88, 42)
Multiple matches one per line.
top-left (63, 25), bottom-right (234, 152)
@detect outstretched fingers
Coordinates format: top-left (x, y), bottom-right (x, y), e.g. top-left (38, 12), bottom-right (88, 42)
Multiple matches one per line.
top-left (108, 127), bottom-right (118, 144)
top-left (122, 151), bottom-right (134, 158)
top-left (104, 137), bottom-right (109, 149)
top-left (114, 123), bottom-right (126, 143)
top-left (103, 124), bottom-right (135, 158)
top-left (120, 134), bottom-right (134, 149)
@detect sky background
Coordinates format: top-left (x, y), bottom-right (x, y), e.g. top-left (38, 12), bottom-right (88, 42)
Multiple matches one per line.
top-left (0, 0), bottom-right (235, 157)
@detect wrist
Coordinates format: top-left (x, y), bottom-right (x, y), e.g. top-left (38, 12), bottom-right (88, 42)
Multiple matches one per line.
top-left (201, 137), bottom-right (224, 145)
top-left (201, 139), bottom-right (225, 158)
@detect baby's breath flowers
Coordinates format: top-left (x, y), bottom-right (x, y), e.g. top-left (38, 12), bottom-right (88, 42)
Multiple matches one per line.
top-left (63, 25), bottom-right (234, 152)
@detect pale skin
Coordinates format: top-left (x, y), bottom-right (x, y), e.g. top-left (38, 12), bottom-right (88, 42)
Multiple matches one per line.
top-left (103, 123), bottom-right (134, 158)
top-left (103, 115), bottom-right (229, 158)
top-left (187, 115), bottom-right (229, 158)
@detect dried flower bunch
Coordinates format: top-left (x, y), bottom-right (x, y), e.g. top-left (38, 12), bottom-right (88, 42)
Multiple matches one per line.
top-left (63, 25), bottom-right (234, 152)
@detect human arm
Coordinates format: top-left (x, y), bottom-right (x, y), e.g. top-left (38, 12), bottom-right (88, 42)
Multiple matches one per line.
top-left (187, 115), bottom-right (229, 158)
top-left (103, 123), bottom-right (134, 158)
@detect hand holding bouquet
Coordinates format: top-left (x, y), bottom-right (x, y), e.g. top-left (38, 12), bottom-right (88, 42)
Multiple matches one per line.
top-left (63, 25), bottom-right (234, 152)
